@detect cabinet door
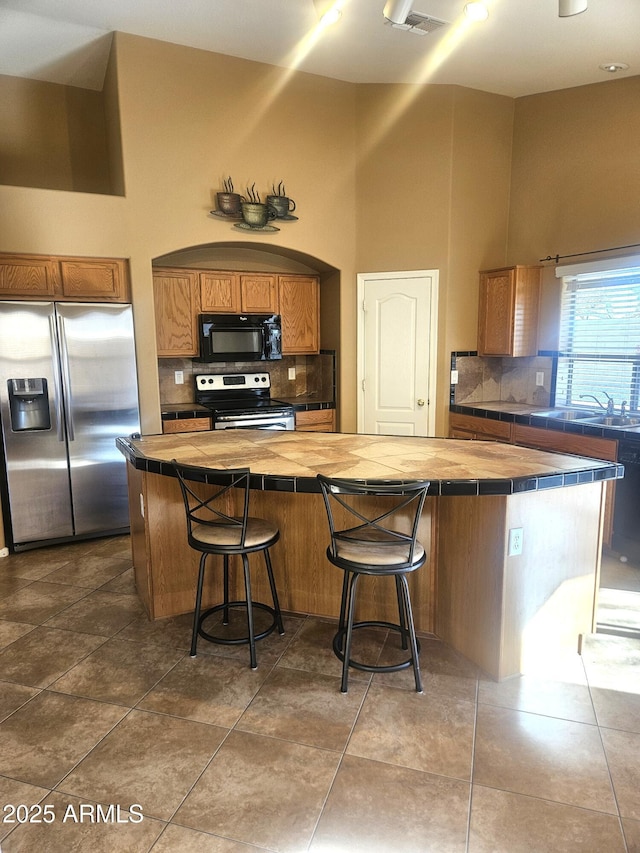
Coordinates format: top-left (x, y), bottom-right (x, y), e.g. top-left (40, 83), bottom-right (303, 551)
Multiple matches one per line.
top-left (295, 409), bottom-right (336, 432)
top-left (200, 272), bottom-right (240, 313)
top-left (59, 258), bottom-right (129, 302)
top-left (153, 268), bottom-right (200, 357)
top-left (278, 275), bottom-right (320, 355)
top-left (478, 266), bottom-right (540, 357)
top-left (0, 254), bottom-right (60, 298)
top-left (240, 274), bottom-right (278, 313)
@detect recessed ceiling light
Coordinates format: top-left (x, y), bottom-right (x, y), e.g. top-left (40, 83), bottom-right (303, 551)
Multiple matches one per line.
top-left (464, 2), bottom-right (489, 22)
top-left (599, 62), bottom-right (629, 74)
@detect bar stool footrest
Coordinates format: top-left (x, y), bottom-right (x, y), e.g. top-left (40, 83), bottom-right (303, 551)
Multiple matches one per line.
top-left (199, 600), bottom-right (279, 646)
top-left (333, 620), bottom-right (421, 673)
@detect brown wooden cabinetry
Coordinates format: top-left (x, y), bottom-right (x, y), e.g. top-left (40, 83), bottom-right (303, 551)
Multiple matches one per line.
top-left (0, 252), bottom-right (130, 302)
top-left (154, 266), bottom-right (320, 357)
top-left (153, 268), bottom-right (200, 357)
top-left (162, 417), bottom-right (212, 434)
top-left (448, 412), bottom-right (511, 441)
top-left (200, 271), bottom-right (240, 313)
top-left (278, 275), bottom-right (320, 355)
top-left (295, 409), bottom-right (336, 432)
top-left (478, 265), bottom-right (541, 357)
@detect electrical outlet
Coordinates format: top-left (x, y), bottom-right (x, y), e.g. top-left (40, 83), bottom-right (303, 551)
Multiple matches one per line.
top-left (536, 371), bottom-right (545, 387)
top-left (508, 527), bottom-right (523, 556)
top-left (174, 370), bottom-right (184, 385)
top-left (0, 547), bottom-right (8, 558)
top-left (451, 369), bottom-right (459, 385)
top-left (288, 367), bottom-right (296, 380)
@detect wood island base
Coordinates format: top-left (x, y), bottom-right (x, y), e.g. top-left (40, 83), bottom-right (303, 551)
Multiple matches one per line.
top-left (121, 428), bottom-right (616, 680)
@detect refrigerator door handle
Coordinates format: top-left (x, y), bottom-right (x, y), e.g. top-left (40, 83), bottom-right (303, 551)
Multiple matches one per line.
top-left (49, 314), bottom-right (66, 442)
top-left (56, 314), bottom-right (75, 442)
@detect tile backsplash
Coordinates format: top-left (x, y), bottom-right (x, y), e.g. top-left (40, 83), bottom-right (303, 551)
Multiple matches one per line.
top-left (159, 352), bottom-right (336, 406)
top-left (451, 353), bottom-right (553, 407)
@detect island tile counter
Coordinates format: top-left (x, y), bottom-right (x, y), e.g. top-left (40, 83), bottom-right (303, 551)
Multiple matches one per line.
top-left (117, 430), bottom-right (622, 680)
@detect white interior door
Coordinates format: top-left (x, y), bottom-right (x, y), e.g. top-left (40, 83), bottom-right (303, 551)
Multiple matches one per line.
top-left (357, 270), bottom-right (438, 436)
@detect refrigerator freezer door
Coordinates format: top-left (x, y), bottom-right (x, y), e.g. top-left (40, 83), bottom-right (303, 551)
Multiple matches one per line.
top-left (0, 302), bottom-right (74, 543)
top-left (56, 303), bottom-right (140, 536)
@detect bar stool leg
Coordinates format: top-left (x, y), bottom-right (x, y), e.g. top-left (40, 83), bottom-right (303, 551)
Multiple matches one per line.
top-left (242, 554), bottom-right (257, 670)
top-left (399, 575), bottom-right (422, 693)
top-left (395, 575), bottom-right (409, 651)
top-left (341, 572), bottom-right (359, 693)
top-left (222, 555), bottom-right (230, 625)
top-left (264, 549), bottom-right (285, 635)
top-left (191, 552), bottom-right (208, 657)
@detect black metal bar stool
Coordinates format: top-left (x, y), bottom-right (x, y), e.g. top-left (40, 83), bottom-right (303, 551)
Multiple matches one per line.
top-left (317, 474), bottom-right (430, 693)
top-left (172, 460), bottom-right (284, 669)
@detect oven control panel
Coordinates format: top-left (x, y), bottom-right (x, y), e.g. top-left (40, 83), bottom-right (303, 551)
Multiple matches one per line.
top-left (195, 373), bottom-right (271, 392)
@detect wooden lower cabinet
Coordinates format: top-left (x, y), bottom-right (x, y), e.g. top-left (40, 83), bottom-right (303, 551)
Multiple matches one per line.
top-left (295, 409), bottom-right (336, 432)
top-left (448, 412), bottom-right (511, 442)
top-left (0, 252), bottom-right (130, 302)
top-left (449, 412), bottom-right (617, 547)
top-left (162, 417), bottom-right (211, 434)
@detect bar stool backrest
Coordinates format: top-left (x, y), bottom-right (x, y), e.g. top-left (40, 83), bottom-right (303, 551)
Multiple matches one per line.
top-left (317, 475), bottom-right (431, 568)
top-left (172, 460), bottom-right (251, 551)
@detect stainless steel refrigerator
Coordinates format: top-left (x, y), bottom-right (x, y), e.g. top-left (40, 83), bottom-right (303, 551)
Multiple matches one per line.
top-left (0, 301), bottom-right (140, 550)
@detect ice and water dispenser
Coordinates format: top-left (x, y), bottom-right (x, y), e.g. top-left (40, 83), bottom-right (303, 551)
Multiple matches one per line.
top-left (7, 378), bottom-right (51, 431)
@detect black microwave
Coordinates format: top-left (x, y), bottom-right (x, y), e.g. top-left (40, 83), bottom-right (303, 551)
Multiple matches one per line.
top-left (197, 313), bottom-right (282, 362)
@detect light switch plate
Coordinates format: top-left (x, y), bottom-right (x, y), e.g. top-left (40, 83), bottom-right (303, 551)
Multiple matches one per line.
top-left (451, 369), bottom-right (459, 385)
top-left (536, 371), bottom-right (545, 387)
top-left (288, 367), bottom-right (296, 380)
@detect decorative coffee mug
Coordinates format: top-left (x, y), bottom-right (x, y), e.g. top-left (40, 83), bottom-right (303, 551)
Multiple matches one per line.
top-left (217, 191), bottom-right (244, 216)
top-left (266, 195), bottom-right (296, 218)
top-left (241, 202), bottom-right (278, 228)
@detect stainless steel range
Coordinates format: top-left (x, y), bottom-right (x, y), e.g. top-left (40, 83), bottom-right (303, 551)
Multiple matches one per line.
top-left (195, 372), bottom-right (295, 430)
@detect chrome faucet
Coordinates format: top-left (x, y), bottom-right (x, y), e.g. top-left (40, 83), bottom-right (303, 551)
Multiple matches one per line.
top-left (621, 401), bottom-right (628, 419)
top-left (579, 392), bottom-right (614, 414)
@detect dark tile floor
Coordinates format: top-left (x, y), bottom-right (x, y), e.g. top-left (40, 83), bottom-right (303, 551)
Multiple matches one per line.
top-left (0, 536), bottom-right (639, 852)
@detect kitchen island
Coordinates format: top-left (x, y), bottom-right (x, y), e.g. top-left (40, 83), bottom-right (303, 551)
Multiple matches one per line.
top-left (117, 430), bottom-right (622, 680)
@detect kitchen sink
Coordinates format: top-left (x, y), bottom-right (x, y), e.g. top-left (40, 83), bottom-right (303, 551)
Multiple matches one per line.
top-left (533, 409), bottom-right (598, 420)
top-left (579, 415), bottom-right (640, 428)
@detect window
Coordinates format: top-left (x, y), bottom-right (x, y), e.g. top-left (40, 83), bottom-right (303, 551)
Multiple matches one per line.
top-left (555, 259), bottom-right (640, 412)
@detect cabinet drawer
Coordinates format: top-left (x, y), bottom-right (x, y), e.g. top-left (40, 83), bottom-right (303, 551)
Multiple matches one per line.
top-left (162, 417), bottom-right (211, 434)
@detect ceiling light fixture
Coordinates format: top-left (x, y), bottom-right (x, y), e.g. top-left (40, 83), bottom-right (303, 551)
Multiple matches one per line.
top-left (558, 0), bottom-right (587, 17)
top-left (599, 62), bottom-right (629, 74)
top-left (313, 0), bottom-right (343, 26)
top-left (463, 3), bottom-right (489, 22)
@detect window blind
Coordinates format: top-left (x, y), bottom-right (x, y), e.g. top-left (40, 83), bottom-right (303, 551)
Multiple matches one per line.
top-left (556, 265), bottom-right (640, 411)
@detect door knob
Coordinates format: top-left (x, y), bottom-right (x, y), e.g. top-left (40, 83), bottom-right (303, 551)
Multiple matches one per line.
top-left (417, 398), bottom-right (425, 407)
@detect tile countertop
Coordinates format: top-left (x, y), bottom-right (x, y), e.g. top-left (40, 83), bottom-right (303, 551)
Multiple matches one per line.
top-left (116, 429), bottom-right (622, 497)
top-left (451, 401), bottom-right (640, 443)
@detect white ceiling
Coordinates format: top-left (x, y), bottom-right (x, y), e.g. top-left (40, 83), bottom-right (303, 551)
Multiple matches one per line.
top-left (0, 0), bottom-right (637, 98)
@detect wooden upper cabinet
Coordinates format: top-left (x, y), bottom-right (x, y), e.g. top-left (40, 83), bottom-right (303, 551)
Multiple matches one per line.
top-left (477, 265), bottom-right (541, 357)
top-left (240, 274), bottom-right (278, 314)
top-left (153, 268), bottom-right (201, 357)
top-left (59, 257), bottom-right (129, 301)
top-left (0, 253), bottom-right (130, 302)
top-left (200, 271), bottom-right (241, 313)
top-left (278, 275), bottom-right (320, 355)
top-left (0, 254), bottom-right (60, 298)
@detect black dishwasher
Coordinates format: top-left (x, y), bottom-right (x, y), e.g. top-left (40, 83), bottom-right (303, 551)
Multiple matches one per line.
top-left (612, 440), bottom-right (640, 560)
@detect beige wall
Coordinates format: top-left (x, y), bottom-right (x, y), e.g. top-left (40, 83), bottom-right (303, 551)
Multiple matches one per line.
top-left (355, 83), bottom-right (514, 433)
top-left (508, 76), bottom-right (640, 350)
